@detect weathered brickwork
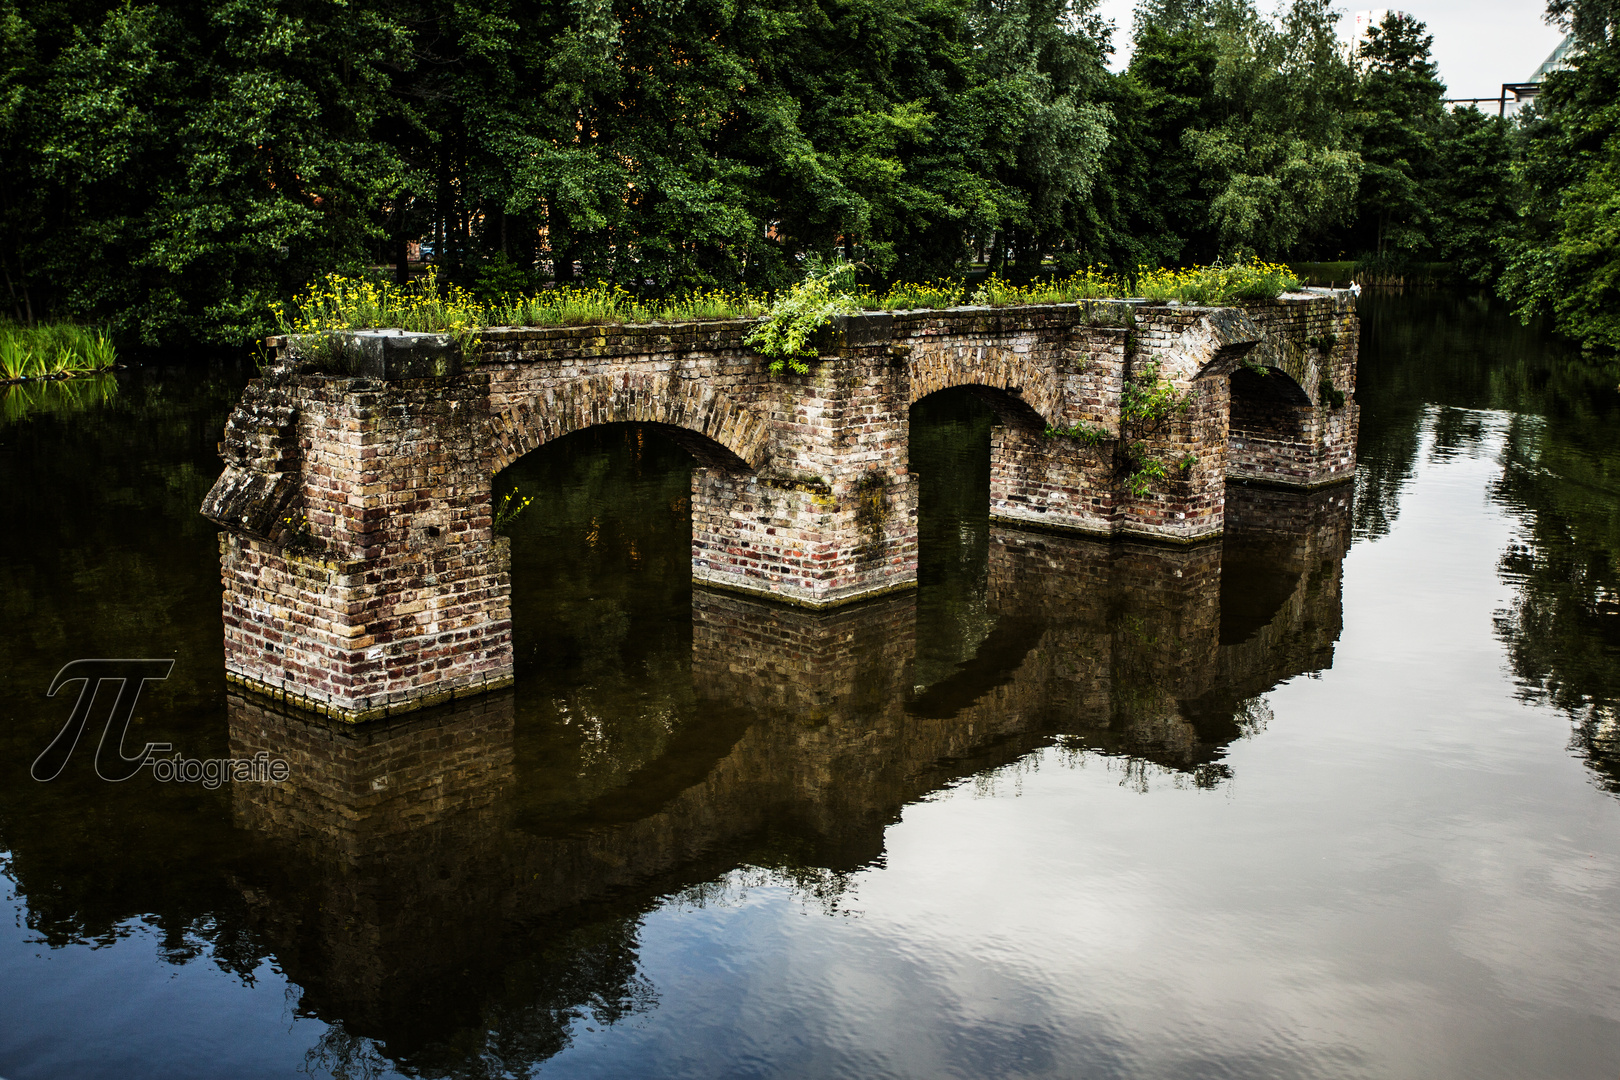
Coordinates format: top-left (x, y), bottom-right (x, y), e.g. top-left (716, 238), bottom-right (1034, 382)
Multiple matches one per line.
top-left (206, 292), bottom-right (1356, 717)
top-left (1224, 293), bottom-right (1360, 486)
top-left (211, 369), bottom-right (514, 720)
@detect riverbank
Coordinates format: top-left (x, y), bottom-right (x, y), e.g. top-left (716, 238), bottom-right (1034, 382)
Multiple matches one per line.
top-left (1291, 260), bottom-right (1456, 288)
top-left (0, 323), bottom-right (118, 383)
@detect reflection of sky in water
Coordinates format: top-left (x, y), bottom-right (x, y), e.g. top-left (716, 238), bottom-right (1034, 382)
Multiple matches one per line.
top-left (534, 406), bottom-right (1619, 1080)
top-left (2, 296), bottom-right (1620, 1079)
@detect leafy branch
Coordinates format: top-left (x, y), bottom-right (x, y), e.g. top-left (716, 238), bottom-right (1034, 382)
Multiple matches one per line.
top-left (743, 260), bottom-right (862, 375)
top-left (1118, 357), bottom-right (1194, 496)
top-left (1044, 419), bottom-right (1113, 445)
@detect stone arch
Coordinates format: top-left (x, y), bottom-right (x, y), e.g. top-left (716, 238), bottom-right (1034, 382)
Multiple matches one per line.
top-left (908, 345), bottom-right (1056, 428)
top-left (1175, 308), bottom-right (1313, 406)
top-left (1229, 363), bottom-right (1312, 408)
top-left (488, 372), bottom-right (771, 474)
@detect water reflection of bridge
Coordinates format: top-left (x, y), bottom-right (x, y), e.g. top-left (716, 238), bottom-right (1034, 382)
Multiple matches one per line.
top-left (227, 483), bottom-right (1350, 1070)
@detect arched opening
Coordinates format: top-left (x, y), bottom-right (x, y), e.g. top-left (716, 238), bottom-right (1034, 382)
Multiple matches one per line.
top-left (908, 385), bottom-right (1038, 691)
top-left (492, 422), bottom-right (755, 827)
top-left (1229, 364), bottom-right (1313, 449)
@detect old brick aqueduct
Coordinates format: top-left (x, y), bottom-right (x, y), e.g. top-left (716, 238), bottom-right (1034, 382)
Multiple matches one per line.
top-left (201, 290), bottom-right (1359, 721)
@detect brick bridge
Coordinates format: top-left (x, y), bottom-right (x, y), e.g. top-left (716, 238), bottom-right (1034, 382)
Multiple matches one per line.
top-left (201, 290), bottom-right (1357, 720)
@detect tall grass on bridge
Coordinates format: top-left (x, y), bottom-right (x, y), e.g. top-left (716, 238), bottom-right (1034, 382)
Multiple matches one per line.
top-left (271, 259), bottom-right (1305, 357)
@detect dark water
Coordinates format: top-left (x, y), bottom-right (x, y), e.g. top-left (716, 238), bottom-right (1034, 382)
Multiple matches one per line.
top-left (2, 294), bottom-right (1618, 1079)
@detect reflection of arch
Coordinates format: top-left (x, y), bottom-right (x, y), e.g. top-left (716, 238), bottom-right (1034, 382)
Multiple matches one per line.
top-left (213, 483), bottom-right (1353, 1070)
top-left (489, 373), bottom-right (771, 473)
top-left (909, 347), bottom-right (1056, 427)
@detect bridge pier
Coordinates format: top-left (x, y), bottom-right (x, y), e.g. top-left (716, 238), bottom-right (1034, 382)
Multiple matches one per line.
top-left (205, 367), bottom-right (515, 720)
top-left (202, 292), bottom-right (1357, 720)
top-left (688, 352), bottom-right (918, 607)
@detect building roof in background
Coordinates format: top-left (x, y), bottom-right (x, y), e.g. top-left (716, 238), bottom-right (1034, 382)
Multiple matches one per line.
top-left (1529, 34), bottom-right (1578, 82)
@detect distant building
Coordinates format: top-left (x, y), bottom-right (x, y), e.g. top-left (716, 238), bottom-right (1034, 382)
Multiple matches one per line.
top-left (1349, 9), bottom-right (1408, 58)
top-left (1441, 33), bottom-right (1579, 115)
top-left (1528, 34), bottom-right (1578, 82)
top-left (1496, 34), bottom-right (1579, 113)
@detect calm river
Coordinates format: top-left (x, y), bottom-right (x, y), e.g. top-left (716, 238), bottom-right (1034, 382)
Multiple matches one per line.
top-left (1, 292), bottom-right (1617, 1078)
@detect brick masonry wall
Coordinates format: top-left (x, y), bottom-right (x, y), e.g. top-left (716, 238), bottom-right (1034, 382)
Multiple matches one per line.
top-left (971, 293), bottom-right (1357, 542)
top-left (213, 291), bottom-right (1355, 716)
top-left (216, 369), bottom-right (514, 720)
top-left (1224, 292), bottom-right (1360, 486)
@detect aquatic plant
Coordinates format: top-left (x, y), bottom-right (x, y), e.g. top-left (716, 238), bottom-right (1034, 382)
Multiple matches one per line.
top-left (0, 323), bottom-right (119, 382)
top-left (0, 370), bottom-right (119, 424)
top-left (83, 332), bottom-right (118, 371)
top-left (0, 336), bottom-right (33, 380)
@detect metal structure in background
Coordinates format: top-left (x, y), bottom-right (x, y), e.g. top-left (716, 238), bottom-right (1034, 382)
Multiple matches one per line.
top-left (1442, 34), bottom-right (1577, 116)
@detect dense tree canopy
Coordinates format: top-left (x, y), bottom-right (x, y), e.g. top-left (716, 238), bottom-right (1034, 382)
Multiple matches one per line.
top-left (1499, 0), bottom-right (1620, 351)
top-left (1344, 12), bottom-right (1443, 261)
top-left (1, 0), bottom-right (1120, 343)
top-left (0, 0), bottom-right (1614, 352)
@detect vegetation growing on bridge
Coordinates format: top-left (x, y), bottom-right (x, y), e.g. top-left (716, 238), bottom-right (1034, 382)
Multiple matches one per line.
top-left (274, 257), bottom-right (1304, 372)
top-left (1043, 352), bottom-right (1199, 498)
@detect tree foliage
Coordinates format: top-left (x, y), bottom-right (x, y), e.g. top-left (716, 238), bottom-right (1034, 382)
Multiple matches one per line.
top-left (1103, 0), bottom-right (1358, 264)
top-left (0, 0), bottom-right (1613, 353)
top-left (1499, 0), bottom-right (1620, 351)
top-left (1, 0), bottom-right (1122, 343)
top-left (1344, 12), bottom-right (1444, 261)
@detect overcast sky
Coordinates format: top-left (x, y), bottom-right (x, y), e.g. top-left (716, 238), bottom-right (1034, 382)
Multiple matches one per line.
top-left (1093, 0), bottom-right (1569, 101)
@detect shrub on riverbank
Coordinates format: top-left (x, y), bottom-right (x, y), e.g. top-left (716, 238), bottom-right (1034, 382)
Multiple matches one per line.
top-left (0, 324), bottom-right (117, 383)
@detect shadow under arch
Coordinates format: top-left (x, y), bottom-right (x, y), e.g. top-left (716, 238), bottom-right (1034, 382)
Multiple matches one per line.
top-left (912, 380), bottom-right (1050, 434)
top-left (1228, 361), bottom-right (1315, 472)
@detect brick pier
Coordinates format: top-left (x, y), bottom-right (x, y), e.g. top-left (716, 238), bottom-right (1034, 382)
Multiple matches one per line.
top-left (201, 291), bottom-right (1357, 719)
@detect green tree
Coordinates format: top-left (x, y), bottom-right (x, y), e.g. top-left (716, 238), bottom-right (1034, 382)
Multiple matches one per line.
top-left (1, 0), bottom-right (411, 344)
top-left (1129, 0), bottom-right (1359, 260)
top-left (1187, 0), bottom-right (1359, 257)
top-left (1094, 17), bottom-right (1221, 266)
top-left (1499, 0), bottom-right (1620, 350)
top-left (963, 0), bottom-right (1113, 279)
top-left (1432, 108), bottom-right (1516, 286)
top-left (1345, 11), bottom-right (1445, 263)
top-left (4, 0), bottom-right (1135, 339)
